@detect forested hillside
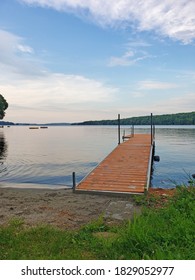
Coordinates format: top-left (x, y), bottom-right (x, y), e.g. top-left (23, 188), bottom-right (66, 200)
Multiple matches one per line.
top-left (73, 112), bottom-right (195, 125)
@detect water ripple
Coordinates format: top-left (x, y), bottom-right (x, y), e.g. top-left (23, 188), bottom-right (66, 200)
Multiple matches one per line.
top-left (1, 126), bottom-right (195, 188)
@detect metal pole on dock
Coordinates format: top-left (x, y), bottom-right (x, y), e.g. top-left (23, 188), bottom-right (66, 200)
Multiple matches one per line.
top-left (118, 114), bottom-right (121, 145)
top-left (153, 124), bottom-right (155, 141)
top-left (72, 172), bottom-right (76, 192)
top-left (150, 113), bottom-right (153, 145)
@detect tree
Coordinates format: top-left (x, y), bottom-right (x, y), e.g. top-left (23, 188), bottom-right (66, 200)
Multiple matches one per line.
top-left (0, 94), bottom-right (8, 119)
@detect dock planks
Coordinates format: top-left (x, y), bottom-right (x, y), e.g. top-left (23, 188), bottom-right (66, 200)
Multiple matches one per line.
top-left (75, 134), bottom-right (153, 195)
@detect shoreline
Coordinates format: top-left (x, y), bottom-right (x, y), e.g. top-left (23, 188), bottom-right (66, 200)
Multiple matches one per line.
top-left (0, 187), bottom-right (141, 230)
top-left (0, 183), bottom-right (176, 230)
top-left (0, 182), bottom-right (71, 190)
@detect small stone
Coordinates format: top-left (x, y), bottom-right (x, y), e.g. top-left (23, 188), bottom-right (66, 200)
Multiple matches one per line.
top-left (104, 201), bottom-right (139, 221)
top-left (16, 211), bottom-right (24, 215)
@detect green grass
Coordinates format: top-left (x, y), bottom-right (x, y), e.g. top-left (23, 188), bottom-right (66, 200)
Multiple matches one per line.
top-left (0, 186), bottom-right (195, 260)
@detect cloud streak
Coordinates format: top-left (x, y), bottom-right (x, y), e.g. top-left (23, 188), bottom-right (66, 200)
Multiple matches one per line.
top-left (20, 0), bottom-right (195, 43)
top-left (138, 80), bottom-right (178, 90)
top-left (154, 93), bottom-right (195, 113)
top-left (108, 49), bottom-right (151, 67)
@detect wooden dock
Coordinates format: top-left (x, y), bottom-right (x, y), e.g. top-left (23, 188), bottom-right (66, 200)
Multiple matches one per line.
top-left (75, 134), bottom-right (154, 195)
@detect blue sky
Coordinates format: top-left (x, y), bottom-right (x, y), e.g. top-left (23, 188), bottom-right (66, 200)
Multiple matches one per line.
top-left (0, 0), bottom-right (195, 123)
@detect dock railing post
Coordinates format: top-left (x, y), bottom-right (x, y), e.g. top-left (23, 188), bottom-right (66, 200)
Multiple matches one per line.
top-left (153, 124), bottom-right (155, 143)
top-left (118, 114), bottom-right (121, 145)
top-left (123, 129), bottom-right (125, 142)
top-left (132, 125), bottom-right (134, 137)
top-left (150, 113), bottom-right (153, 145)
top-left (72, 172), bottom-right (76, 193)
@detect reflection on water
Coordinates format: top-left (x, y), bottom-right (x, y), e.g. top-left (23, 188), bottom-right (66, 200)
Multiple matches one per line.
top-left (0, 126), bottom-right (116, 187)
top-left (151, 126), bottom-right (195, 188)
top-left (0, 131), bottom-right (8, 174)
top-left (0, 125), bottom-right (194, 189)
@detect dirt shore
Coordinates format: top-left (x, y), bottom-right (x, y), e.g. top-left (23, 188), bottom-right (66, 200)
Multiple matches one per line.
top-left (0, 187), bottom-right (141, 230)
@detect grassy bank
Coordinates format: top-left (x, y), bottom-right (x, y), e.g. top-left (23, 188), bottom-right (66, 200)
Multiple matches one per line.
top-left (0, 186), bottom-right (195, 260)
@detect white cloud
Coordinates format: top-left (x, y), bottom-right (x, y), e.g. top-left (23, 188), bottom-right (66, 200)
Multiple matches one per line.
top-left (20, 0), bottom-right (195, 43)
top-left (126, 39), bottom-right (152, 48)
top-left (176, 70), bottom-right (195, 82)
top-left (0, 29), bottom-right (42, 77)
top-left (109, 52), bottom-right (151, 67)
top-left (116, 92), bottom-right (195, 118)
top-left (0, 29), bottom-right (118, 122)
top-left (109, 50), bottom-right (134, 67)
top-left (154, 93), bottom-right (195, 113)
top-left (2, 75), bottom-right (118, 123)
top-left (17, 44), bottom-right (34, 54)
top-left (0, 30), bottom-right (34, 57)
top-left (138, 80), bottom-right (178, 90)
top-left (108, 42), bottom-right (153, 67)
top-left (1, 74), bottom-right (116, 104)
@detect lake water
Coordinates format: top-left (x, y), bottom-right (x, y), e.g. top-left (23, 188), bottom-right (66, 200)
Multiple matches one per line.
top-left (0, 125), bottom-right (195, 189)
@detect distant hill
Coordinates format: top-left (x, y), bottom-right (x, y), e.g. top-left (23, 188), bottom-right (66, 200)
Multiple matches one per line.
top-left (72, 111), bottom-right (195, 126)
top-left (0, 122), bottom-right (70, 126)
top-left (43, 123), bottom-right (70, 126)
top-left (0, 121), bottom-right (14, 126)
top-left (2, 112), bottom-right (195, 126)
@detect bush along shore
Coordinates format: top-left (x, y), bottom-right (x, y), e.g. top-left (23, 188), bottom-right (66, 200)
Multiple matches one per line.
top-left (0, 184), bottom-right (195, 260)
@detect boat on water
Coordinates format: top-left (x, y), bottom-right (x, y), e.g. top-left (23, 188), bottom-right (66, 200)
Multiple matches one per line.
top-left (29, 126), bottom-right (48, 129)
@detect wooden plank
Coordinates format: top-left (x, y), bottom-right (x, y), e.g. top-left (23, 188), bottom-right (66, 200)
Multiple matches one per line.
top-left (75, 134), bottom-right (153, 195)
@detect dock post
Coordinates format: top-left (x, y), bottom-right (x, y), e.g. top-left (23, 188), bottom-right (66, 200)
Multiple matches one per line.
top-left (153, 124), bottom-right (155, 147)
top-left (123, 129), bottom-right (125, 142)
top-left (118, 114), bottom-right (121, 145)
top-left (150, 113), bottom-right (153, 145)
top-left (72, 172), bottom-right (76, 193)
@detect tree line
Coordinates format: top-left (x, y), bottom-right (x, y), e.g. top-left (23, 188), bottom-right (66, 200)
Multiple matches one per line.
top-left (73, 112), bottom-right (195, 125)
top-left (0, 93), bottom-right (194, 126)
top-left (0, 94), bottom-right (8, 120)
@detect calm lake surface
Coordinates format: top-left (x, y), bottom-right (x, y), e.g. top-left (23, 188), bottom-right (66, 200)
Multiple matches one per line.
top-left (0, 125), bottom-right (195, 189)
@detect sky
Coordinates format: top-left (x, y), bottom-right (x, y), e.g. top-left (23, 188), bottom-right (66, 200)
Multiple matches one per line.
top-left (0, 0), bottom-right (195, 123)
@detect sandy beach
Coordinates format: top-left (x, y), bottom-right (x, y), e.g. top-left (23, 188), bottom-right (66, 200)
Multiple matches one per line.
top-left (0, 186), bottom-right (141, 230)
